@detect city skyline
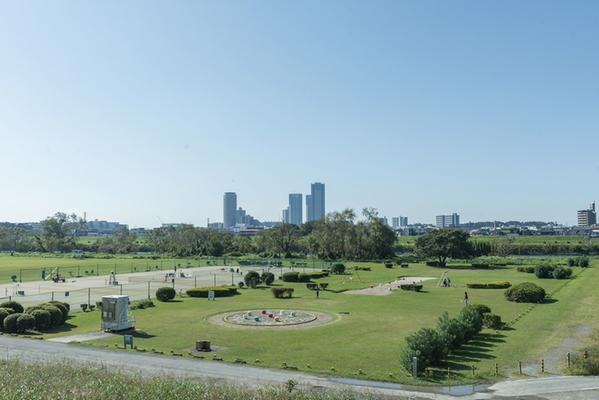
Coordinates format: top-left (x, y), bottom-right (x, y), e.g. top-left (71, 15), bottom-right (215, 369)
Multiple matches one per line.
top-left (1, 2), bottom-right (598, 227)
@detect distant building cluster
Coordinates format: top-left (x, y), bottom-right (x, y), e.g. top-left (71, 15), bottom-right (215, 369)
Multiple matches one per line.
top-left (85, 219), bottom-right (128, 235)
top-left (283, 182), bottom-right (325, 225)
top-left (222, 192), bottom-right (262, 231)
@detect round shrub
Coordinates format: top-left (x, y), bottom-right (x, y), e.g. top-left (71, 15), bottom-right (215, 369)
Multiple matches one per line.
top-left (41, 305), bottom-right (63, 327)
top-left (469, 304), bottom-right (491, 317)
top-left (49, 301), bottom-right (70, 312)
top-left (3, 313), bottom-right (20, 333)
top-left (271, 287), bottom-right (294, 298)
top-left (0, 301), bottom-right (24, 314)
top-left (25, 305), bottom-right (45, 314)
top-left (552, 267), bottom-right (573, 280)
top-left (459, 306), bottom-right (484, 340)
top-left (0, 308), bottom-right (10, 331)
top-left (482, 313), bottom-right (503, 330)
top-left (30, 309), bottom-right (52, 330)
top-left (401, 328), bottom-right (447, 373)
top-left (505, 282), bottom-right (546, 303)
top-left (155, 287), bottom-right (176, 302)
top-left (261, 272), bottom-right (275, 285)
top-left (16, 313), bottom-right (35, 333)
top-left (579, 257), bottom-right (590, 268)
top-left (437, 312), bottom-right (466, 351)
top-left (331, 263), bottom-right (346, 274)
top-left (42, 302), bottom-right (68, 322)
top-left (244, 271), bottom-right (261, 287)
top-left (534, 264), bottom-right (554, 279)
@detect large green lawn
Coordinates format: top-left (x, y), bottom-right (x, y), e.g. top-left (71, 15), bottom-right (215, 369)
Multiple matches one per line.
top-left (43, 258), bottom-right (599, 385)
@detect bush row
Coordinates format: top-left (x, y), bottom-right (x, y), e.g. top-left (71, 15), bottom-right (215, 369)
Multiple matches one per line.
top-left (186, 286), bottom-right (238, 298)
top-left (534, 264), bottom-right (573, 279)
top-left (401, 304), bottom-right (501, 373)
top-left (466, 281), bottom-right (511, 289)
top-left (0, 301), bottom-right (69, 333)
top-left (271, 287), bottom-right (294, 298)
top-left (568, 256), bottom-right (589, 268)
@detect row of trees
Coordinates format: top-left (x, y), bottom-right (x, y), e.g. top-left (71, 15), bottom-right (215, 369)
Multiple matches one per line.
top-left (145, 208), bottom-right (396, 259)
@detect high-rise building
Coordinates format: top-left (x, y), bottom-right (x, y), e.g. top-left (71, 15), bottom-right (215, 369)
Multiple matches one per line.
top-left (392, 217), bottom-right (400, 229)
top-left (400, 216), bottom-right (408, 227)
top-left (306, 182), bottom-right (325, 221)
top-left (305, 195), bottom-right (312, 222)
top-left (223, 192), bottom-right (237, 229)
top-left (436, 213), bottom-right (460, 228)
top-left (578, 202), bottom-right (597, 227)
top-left (282, 208), bottom-right (290, 224)
top-left (288, 193), bottom-right (303, 225)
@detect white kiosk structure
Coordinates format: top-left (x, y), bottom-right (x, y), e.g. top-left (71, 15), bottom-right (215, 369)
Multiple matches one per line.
top-left (101, 295), bottom-right (134, 332)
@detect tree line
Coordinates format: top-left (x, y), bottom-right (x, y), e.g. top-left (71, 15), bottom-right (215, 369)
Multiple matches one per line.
top-left (0, 209), bottom-right (397, 260)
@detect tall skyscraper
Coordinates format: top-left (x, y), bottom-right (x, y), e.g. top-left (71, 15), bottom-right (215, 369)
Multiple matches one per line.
top-left (305, 194), bottom-right (312, 222)
top-left (306, 182), bottom-right (325, 221)
top-left (392, 217), bottom-right (400, 229)
top-left (400, 216), bottom-right (408, 227)
top-left (288, 193), bottom-right (303, 225)
top-left (223, 192), bottom-right (237, 229)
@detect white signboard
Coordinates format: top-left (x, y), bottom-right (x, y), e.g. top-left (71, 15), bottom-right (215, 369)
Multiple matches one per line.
top-left (208, 290), bottom-right (215, 301)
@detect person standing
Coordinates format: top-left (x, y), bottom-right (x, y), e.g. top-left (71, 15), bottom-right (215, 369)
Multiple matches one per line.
top-left (463, 291), bottom-right (469, 305)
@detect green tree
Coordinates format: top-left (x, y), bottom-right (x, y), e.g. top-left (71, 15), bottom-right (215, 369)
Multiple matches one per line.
top-left (415, 229), bottom-right (473, 267)
top-left (35, 212), bottom-right (85, 252)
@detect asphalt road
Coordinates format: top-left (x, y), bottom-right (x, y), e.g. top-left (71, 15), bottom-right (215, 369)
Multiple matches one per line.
top-left (1, 335), bottom-right (599, 399)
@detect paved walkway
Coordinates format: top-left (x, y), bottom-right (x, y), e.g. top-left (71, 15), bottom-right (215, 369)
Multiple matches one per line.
top-left (2, 336), bottom-right (599, 399)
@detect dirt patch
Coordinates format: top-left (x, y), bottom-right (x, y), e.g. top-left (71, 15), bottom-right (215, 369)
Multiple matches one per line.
top-left (343, 277), bottom-right (436, 296)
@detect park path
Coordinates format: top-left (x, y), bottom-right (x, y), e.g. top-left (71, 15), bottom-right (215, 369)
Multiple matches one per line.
top-left (2, 336), bottom-right (599, 399)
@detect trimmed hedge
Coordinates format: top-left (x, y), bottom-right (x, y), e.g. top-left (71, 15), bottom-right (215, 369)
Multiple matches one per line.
top-left (130, 300), bottom-right (155, 310)
top-left (48, 301), bottom-right (70, 312)
top-left (482, 313), bottom-right (503, 329)
top-left (16, 314), bottom-right (35, 333)
top-left (534, 264), bottom-right (555, 279)
top-left (552, 267), bottom-right (573, 280)
top-left (505, 282), bottom-right (546, 303)
top-left (0, 308), bottom-right (11, 331)
top-left (282, 272), bottom-right (299, 282)
top-left (244, 271), bottom-right (261, 287)
top-left (186, 286), bottom-right (238, 298)
top-left (42, 302), bottom-right (68, 323)
top-left (466, 281), bottom-right (511, 289)
top-left (30, 309), bottom-right (52, 330)
top-left (271, 287), bottom-right (294, 298)
top-left (516, 266), bottom-right (535, 273)
top-left (399, 284), bottom-right (423, 292)
top-left (3, 313), bottom-right (20, 333)
top-left (331, 263), bottom-right (346, 274)
top-left (156, 287), bottom-right (176, 302)
top-left (261, 272), bottom-right (275, 285)
top-left (0, 301), bottom-right (24, 314)
top-left (41, 305), bottom-right (64, 327)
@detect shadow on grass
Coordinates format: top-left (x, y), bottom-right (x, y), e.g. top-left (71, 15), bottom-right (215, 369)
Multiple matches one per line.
top-left (444, 332), bottom-right (507, 371)
top-left (112, 329), bottom-right (155, 339)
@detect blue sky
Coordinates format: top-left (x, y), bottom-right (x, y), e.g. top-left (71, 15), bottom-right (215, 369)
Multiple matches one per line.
top-left (1, 1), bottom-right (598, 227)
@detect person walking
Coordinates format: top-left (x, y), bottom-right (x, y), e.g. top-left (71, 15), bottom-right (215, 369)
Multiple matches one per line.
top-left (463, 291), bottom-right (469, 305)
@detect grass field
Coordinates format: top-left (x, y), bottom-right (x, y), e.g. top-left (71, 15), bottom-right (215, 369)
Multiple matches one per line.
top-left (33, 257), bottom-right (599, 385)
top-left (397, 234), bottom-right (599, 247)
top-left (0, 254), bottom-right (330, 284)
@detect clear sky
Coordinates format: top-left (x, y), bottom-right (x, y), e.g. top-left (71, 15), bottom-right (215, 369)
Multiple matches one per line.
top-left (1, 1), bottom-right (598, 227)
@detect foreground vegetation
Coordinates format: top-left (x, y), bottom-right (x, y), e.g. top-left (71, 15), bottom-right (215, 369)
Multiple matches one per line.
top-left (0, 361), bottom-right (372, 400)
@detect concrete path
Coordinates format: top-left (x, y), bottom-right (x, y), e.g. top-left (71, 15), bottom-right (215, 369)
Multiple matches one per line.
top-left (46, 331), bottom-right (114, 343)
top-left (2, 336), bottom-right (599, 399)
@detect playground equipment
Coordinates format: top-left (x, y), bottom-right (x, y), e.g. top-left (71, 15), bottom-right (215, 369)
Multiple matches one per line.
top-left (101, 295), bottom-right (134, 332)
top-left (437, 271), bottom-right (452, 287)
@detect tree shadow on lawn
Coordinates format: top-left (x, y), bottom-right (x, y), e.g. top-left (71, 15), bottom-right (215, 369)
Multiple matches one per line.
top-left (445, 333), bottom-right (507, 371)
